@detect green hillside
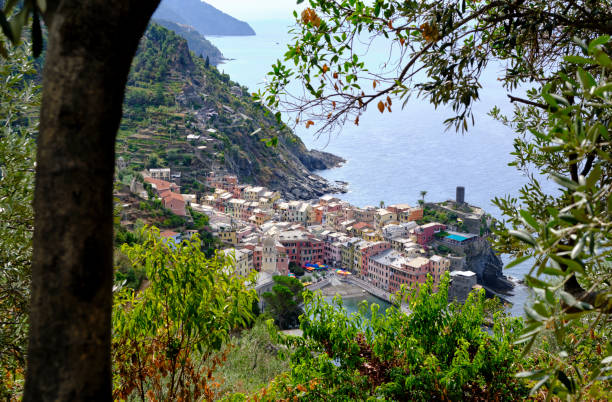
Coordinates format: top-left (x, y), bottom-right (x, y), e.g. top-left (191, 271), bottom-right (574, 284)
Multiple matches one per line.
top-left (118, 23), bottom-right (343, 197)
top-left (152, 18), bottom-right (225, 65)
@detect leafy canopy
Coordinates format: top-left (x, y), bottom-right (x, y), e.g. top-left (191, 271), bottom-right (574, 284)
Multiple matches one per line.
top-left (256, 0), bottom-right (612, 134)
top-left (492, 37), bottom-right (612, 399)
top-left (250, 274), bottom-right (528, 401)
top-left (0, 43), bottom-right (39, 398)
top-left (112, 227), bottom-right (258, 400)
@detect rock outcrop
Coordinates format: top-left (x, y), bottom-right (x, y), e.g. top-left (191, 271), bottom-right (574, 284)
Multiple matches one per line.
top-left (463, 239), bottom-right (514, 292)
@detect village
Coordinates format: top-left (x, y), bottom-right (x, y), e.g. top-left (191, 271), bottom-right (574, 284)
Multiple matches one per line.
top-left (130, 168), bottom-right (493, 304)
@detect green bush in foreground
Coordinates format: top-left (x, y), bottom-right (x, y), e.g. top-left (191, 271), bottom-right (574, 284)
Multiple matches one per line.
top-left (245, 274), bottom-right (529, 401)
top-left (112, 228), bottom-right (257, 401)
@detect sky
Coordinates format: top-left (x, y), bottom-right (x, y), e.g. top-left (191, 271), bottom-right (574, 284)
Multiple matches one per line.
top-left (203, 0), bottom-right (305, 21)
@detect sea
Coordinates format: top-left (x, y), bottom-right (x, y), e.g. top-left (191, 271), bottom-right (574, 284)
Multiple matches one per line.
top-left (207, 19), bottom-right (552, 316)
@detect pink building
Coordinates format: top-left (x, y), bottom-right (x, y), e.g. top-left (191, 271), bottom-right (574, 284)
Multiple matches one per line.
top-left (278, 230), bottom-right (324, 266)
top-left (161, 191), bottom-right (186, 216)
top-left (324, 241), bottom-right (342, 266)
top-left (415, 223), bottom-right (447, 246)
top-left (358, 241), bottom-right (391, 278)
top-left (388, 257), bottom-right (431, 293)
top-left (367, 249), bottom-right (404, 291)
top-left (275, 245), bottom-right (289, 275)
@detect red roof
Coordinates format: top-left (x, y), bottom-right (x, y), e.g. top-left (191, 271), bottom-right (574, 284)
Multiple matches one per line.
top-left (160, 230), bottom-right (179, 238)
top-left (353, 222), bottom-right (372, 230)
top-left (162, 192), bottom-right (185, 202)
top-left (144, 177), bottom-right (171, 190)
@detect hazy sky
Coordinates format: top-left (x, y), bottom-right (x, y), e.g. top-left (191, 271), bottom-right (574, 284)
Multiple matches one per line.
top-left (203, 0), bottom-right (304, 21)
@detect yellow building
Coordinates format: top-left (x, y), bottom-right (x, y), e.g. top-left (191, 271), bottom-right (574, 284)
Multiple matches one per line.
top-left (212, 223), bottom-right (237, 245)
top-left (362, 229), bottom-right (383, 242)
top-left (375, 208), bottom-right (396, 228)
top-left (430, 255), bottom-right (451, 288)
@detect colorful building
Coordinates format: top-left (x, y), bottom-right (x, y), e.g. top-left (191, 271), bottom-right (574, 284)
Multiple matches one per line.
top-left (415, 222), bottom-right (447, 246)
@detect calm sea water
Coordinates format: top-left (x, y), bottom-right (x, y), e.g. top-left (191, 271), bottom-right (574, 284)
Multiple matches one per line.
top-left (208, 20), bottom-right (547, 315)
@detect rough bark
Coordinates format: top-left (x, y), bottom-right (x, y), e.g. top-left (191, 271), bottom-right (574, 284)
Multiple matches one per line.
top-left (24, 1), bottom-right (160, 399)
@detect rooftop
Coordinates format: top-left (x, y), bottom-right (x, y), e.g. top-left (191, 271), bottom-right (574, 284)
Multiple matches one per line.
top-left (450, 271), bottom-right (477, 278)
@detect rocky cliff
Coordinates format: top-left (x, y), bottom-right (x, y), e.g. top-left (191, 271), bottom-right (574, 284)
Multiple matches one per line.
top-left (463, 239), bottom-right (514, 292)
top-left (118, 23), bottom-right (344, 199)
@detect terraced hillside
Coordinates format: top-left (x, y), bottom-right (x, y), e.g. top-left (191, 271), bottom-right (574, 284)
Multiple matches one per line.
top-left (117, 23), bottom-right (344, 198)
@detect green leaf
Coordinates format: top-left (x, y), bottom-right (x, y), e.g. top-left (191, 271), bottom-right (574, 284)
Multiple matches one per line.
top-left (593, 83), bottom-right (612, 97)
top-left (529, 375), bottom-right (550, 396)
top-left (525, 306), bottom-right (547, 322)
top-left (505, 255), bottom-right (531, 269)
top-left (509, 229), bottom-right (537, 246)
top-left (576, 67), bottom-right (596, 91)
top-left (549, 94), bottom-right (569, 106)
top-left (550, 254), bottom-right (585, 274)
top-left (550, 172), bottom-right (579, 190)
top-left (0, 11), bottom-right (14, 43)
top-left (516, 370), bottom-right (544, 378)
top-left (519, 210), bottom-right (540, 230)
top-left (563, 55), bottom-right (592, 65)
top-left (542, 267), bottom-right (565, 276)
top-left (594, 52), bottom-right (612, 68)
top-left (560, 290), bottom-right (592, 310)
top-left (570, 234), bottom-right (586, 259)
top-left (587, 35), bottom-right (610, 53)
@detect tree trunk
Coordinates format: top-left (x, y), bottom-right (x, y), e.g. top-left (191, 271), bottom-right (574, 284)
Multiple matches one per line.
top-left (24, 1), bottom-right (159, 399)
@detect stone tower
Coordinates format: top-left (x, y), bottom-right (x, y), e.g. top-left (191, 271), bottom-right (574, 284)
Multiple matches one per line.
top-left (456, 186), bottom-right (465, 205)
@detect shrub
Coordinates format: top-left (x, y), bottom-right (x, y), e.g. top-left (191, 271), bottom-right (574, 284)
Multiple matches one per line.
top-left (112, 228), bottom-right (257, 400)
top-left (253, 274), bottom-right (529, 401)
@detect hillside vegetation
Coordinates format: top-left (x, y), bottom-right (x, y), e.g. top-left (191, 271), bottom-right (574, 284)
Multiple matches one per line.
top-left (119, 23), bottom-right (343, 197)
top-left (152, 18), bottom-right (225, 65)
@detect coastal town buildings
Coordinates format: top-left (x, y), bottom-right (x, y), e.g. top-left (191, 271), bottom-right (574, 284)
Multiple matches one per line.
top-left (132, 171), bottom-right (478, 299)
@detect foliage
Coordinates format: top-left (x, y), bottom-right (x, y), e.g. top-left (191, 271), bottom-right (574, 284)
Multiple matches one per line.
top-left (114, 226), bottom-right (139, 247)
top-left (253, 274), bottom-right (528, 401)
top-left (492, 37), bottom-right (612, 398)
top-left (211, 318), bottom-right (291, 399)
top-left (112, 227), bottom-right (258, 401)
top-left (288, 261), bottom-right (305, 276)
top-left (418, 206), bottom-right (464, 230)
top-left (0, 44), bottom-right (39, 399)
top-left (0, 1), bottom-right (45, 58)
top-left (262, 276), bottom-right (304, 330)
top-left (114, 249), bottom-right (146, 291)
top-left (256, 0), bottom-right (612, 136)
top-left (188, 206), bottom-right (209, 231)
